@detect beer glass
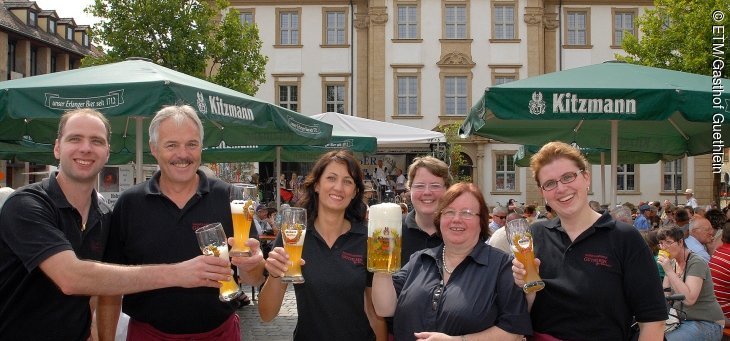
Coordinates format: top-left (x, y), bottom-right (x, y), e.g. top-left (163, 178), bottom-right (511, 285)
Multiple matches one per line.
top-left (367, 203), bottom-right (402, 273)
top-left (194, 223), bottom-right (242, 302)
top-left (230, 184), bottom-right (257, 257)
top-left (506, 218), bottom-right (545, 293)
top-left (281, 207), bottom-right (307, 284)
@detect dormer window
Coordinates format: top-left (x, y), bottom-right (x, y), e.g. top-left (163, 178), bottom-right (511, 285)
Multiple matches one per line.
top-left (48, 19), bottom-right (56, 34)
top-left (82, 32), bottom-right (89, 47)
top-left (66, 26), bottom-right (73, 40)
top-left (28, 11), bottom-right (37, 27)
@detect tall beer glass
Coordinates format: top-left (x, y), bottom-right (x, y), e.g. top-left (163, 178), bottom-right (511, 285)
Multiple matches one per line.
top-left (367, 203), bottom-right (402, 273)
top-left (195, 222), bottom-right (242, 302)
top-left (281, 207), bottom-right (307, 284)
top-left (506, 218), bottom-right (545, 293)
top-left (230, 184), bottom-right (257, 257)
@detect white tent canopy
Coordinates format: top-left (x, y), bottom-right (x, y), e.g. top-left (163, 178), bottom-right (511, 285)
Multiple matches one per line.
top-left (310, 112), bottom-right (446, 145)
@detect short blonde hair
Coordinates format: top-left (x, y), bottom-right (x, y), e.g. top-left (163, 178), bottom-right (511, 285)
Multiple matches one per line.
top-left (529, 141), bottom-right (589, 188)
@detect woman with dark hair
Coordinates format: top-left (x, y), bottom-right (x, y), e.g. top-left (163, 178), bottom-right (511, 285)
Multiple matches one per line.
top-left (372, 183), bottom-right (531, 340)
top-left (658, 225), bottom-right (724, 340)
top-left (512, 141), bottom-right (666, 340)
top-left (257, 150), bottom-right (384, 340)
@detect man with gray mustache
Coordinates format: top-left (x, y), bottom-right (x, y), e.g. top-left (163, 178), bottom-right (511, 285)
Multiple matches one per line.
top-left (97, 105), bottom-right (265, 340)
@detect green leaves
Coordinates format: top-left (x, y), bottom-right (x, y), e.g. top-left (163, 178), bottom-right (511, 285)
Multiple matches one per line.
top-left (83, 0), bottom-right (267, 95)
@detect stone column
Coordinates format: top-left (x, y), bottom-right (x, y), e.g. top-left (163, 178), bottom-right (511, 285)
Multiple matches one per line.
top-left (544, 12), bottom-right (559, 74)
top-left (15, 40), bottom-right (30, 77)
top-left (37, 46), bottom-right (51, 74)
top-left (367, 4), bottom-right (387, 121)
top-left (56, 53), bottom-right (70, 72)
top-left (524, 7), bottom-right (545, 77)
top-left (354, 9), bottom-right (370, 118)
top-left (0, 32), bottom-right (7, 81)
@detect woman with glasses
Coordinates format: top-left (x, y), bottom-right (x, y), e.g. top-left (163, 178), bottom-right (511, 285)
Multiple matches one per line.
top-left (658, 225), bottom-right (724, 340)
top-left (372, 182), bottom-right (531, 340)
top-left (512, 141), bottom-right (666, 340)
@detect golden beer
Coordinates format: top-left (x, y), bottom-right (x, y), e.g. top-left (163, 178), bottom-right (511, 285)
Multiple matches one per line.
top-left (367, 203), bottom-right (403, 273)
top-left (506, 219), bottom-right (545, 294)
top-left (658, 249), bottom-right (671, 259)
top-left (281, 223), bottom-right (306, 283)
top-left (202, 244), bottom-right (243, 301)
top-left (230, 200), bottom-right (253, 256)
top-left (196, 223), bottom-right (242, 302)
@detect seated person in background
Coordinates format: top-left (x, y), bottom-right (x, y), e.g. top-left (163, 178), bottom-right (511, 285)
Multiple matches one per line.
top-left (709, 221), bottom-right (730, 325)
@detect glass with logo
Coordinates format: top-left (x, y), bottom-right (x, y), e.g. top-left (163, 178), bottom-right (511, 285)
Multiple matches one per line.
top-left (367, 203), bottom-right (402, 273)
top-left (506, 218), bottom-right (545, 293)
top-left (281, 207), bottom-right (307, 283)
top-left (230, 184), bottom-right (257, 257)
top-left (195, 222), bottom-right (242, 301)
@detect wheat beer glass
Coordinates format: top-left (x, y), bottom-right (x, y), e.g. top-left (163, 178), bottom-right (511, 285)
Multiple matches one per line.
top-left (194, 223), bottom-right (242, 302)
top-left (230, 184), bottom-right (257, 256)
top-left (506, 218), bottom-right (545, 293)
top-left (281, 207), bottom-right (307, 284)
top-left (367, 203), bottom-right (402, 273)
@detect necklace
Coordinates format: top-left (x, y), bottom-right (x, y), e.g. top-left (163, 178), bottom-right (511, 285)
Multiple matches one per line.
top-left (442, 246), bottom-right (453, 274)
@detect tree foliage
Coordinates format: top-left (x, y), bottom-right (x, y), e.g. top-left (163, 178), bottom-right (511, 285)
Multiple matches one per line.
top-left (437, 122), bottom-right (472, 183)
top-left (617, 0), bottom-right (730, 75)
top-left (84, 0), bottom-right (268, 95)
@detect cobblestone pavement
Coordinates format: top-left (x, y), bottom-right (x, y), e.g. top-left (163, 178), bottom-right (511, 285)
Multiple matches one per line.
top-left (238, 285), bottom-right (297, 341)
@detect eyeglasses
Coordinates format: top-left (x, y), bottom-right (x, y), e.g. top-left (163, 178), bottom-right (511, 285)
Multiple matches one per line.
top-left (411, 183), bottom-right (446, 192)
top-left (432, 280), bottom-right (444, 311)
top-left (441, 209), bottom-right (480, 220)
top-left (659, 240), bottom-right (677, 247)
top-left (540, 170), bottom-right (584, 191)
top-left (494, 215), bottom-right (507, 219)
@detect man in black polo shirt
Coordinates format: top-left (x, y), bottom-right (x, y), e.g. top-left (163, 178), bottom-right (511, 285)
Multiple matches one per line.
top-left (0, 109), bottom-right (235, 341)
top-left (98, 105), bottom-right (265, 340)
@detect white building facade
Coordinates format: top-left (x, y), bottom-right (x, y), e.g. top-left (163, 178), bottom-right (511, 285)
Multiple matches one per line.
top-left (229, 0), bottom-right (715, 208)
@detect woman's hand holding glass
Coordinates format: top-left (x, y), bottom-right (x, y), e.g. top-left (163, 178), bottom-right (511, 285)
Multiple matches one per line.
top-left (512, 257), bottom-right (542, 290)
top-left (264, 247), bottom-right (306, 279)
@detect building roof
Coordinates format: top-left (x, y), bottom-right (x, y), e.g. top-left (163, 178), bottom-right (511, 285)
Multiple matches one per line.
top-left (0, 0), bottom-right (99, 57)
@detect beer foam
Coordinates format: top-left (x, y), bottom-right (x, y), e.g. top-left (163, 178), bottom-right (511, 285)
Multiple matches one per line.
top-left (230, 201), bottom-right (245, 214)
top-left (368, 203), bottom-right (403, 235)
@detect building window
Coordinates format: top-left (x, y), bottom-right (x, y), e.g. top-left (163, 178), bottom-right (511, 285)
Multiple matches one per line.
top-left (444, 5), bottom-right (467, 39)
top-left (66, 26), bottom-right (74, 41)
top-left (7, 40), bottom-right (16, 80)
top-left (663, 159), bottom-right (683, 192)
top-left (616, 164), bottom-right (636, 191)
top-left (48, 19), bottom-right (56, 34)
top-left (397, 5), bottom-right (418, 39)
top-left (82, 32), bottom-right (89, 47)
top-left (277, 9), bottom-right (300, 46)
top-left (278, 85), bottom-right (298, 112)
top-left (495, 153), bottom-right (516, 191)
top-left (30, 47), bottom-right (37, 76)
top-left (613, 9), bottom-right (637, 47)
top-left (239, 11), bottom-right (254, 25)
top-left (494, 75), bottom-right (515, 85)
top-left (566, 10), bottom-right (589, 46)
top-left (444, 76), bottom-right (467, 115)
top-left (325, 84), bottom-right (346, 114)
top-left (28, 11), bottom-right (37, 27)
top-left (51, 54), bottom-right (57, 73)
top-left (493, 5), bottom-right (515, 39)
top-left (397, 76), bottom-right (418, 116)
top-left (324, 10), bottom-right (346, 45)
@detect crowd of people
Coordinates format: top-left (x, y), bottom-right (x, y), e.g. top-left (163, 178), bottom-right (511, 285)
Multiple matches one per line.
top-left (4, 107), bottom-right (730, 340)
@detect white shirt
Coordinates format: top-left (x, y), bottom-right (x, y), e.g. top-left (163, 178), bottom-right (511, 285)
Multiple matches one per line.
top-left (686, 197), bottom-right (698, 209)
top-left (375, 167), bottom-right (387, 185)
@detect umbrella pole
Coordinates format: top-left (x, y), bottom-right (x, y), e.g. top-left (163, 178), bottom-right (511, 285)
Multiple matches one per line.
top-left (611, 120), bottom-right (618, 207)
top-left (136, 117), bottom-right (143, 184)
top-left (600, 152), bottom-right (606, 205)
top-left (276, 146), bottom-right (281, 209)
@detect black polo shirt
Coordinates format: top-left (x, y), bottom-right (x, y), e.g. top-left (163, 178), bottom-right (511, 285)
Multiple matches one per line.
top-left (274, 220), bottom-right (375, 341)
top-left (392, 241), bottom-right (532, 339)
top-left (530, 213), bottom-right (667, 340)
top-left (400, 210), bottom-right (443, 267)
top-left (0, 173), bottom-right (110, 341)
top-left (104, 170), bottom-right (236, 334)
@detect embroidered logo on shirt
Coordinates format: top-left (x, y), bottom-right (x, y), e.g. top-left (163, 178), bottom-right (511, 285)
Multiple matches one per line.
top-left (341, 251), bottom-right (364, 265)
top-left (192, 223), bottom-right (210, 232)
top-left (583, 253), bottom-right (612, 268)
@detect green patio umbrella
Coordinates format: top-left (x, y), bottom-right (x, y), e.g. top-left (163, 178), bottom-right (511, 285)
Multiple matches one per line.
top-left (460, 61), bottom-right (730, 205)
top-left (0, 59), bottom-right (332, 182)
top-left (512, 145), bottom-right (683, 167)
